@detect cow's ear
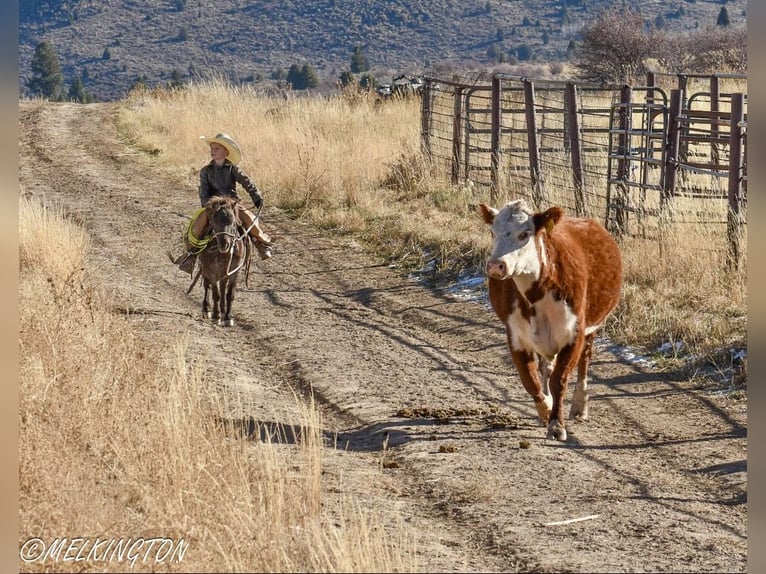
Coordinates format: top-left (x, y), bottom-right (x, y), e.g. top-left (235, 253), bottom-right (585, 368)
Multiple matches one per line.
top-left (534, 206), bottom-right (564, 234)
top-left (479, 203), bottom-right (498, 224)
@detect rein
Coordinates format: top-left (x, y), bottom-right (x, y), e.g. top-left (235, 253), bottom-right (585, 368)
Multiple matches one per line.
top-left (211, 208), bottom-right (252, 277)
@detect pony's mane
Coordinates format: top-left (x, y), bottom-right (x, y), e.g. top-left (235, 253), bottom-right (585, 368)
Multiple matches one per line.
top-left (205, 195), bottom-right (237, 209)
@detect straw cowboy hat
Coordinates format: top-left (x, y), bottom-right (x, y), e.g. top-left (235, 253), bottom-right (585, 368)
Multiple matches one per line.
top-left (200, 132), bottom-right (242, 165)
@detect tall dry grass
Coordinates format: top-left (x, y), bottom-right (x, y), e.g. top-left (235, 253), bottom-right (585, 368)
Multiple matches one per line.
top-left (19, 197), bottom-right (415, 572)
top-left (118, 81), bottom-right (746, 374)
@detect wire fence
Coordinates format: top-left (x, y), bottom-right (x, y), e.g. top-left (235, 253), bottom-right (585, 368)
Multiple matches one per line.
top-left (420, 72), bottom-right (747, 268)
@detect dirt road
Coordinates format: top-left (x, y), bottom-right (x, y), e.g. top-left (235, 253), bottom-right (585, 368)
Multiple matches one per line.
top-left (19, 101), bottom-right (747, 573)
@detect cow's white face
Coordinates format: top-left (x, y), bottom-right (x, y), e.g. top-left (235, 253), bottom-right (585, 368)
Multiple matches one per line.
top-left (484, 200), bottom-right (542, 281)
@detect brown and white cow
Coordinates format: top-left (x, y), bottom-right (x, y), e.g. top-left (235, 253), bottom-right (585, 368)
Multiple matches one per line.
top-left (479, 200), bottom-right (622, 441)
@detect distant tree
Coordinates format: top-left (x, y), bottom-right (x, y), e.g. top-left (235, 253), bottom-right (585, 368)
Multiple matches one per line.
top-left (496, 28), bottom-right (504, 42)
top-left (576, 10), bottom-right (653, 84)
top-left (717, 7), bottom-right (730, 26)
top-left (102, 47), bottom-right (112, 60)
top-left (567, 40), bottom-right (576, 60)
top-left (487, 44), bottom-right (505, 63)
top-left (350, 45), bottom-right (369, 73)
top-left (67, 75), bottom-right (94, 103)
top-left (177, 27), bottom-right (188, 41)
top-left (522, 16), bottom-right (531, 26)
top-left (654, 14), bottom-right (665, 29)
top-left (174, 0), bottom-right (187, 10)
top-left (514, 44), bottom-right (532, 61)
top-left (168, 69), bottom-right (185, 89)
top-left (287, 64), bottom-right (319, 90)
top-left (338, 70), bottom-right (355, 88)
top-left (542, 30), bottom-right (550, 44)
top-left (271, 68), bottom-right (287, 81)
top-left (128, 74), bottom-right (149, 93)
top-left (300, 64), bottom-right (319, 89)
top-left (359, 73), bottom-right (376, 91)
top-left (286, 64), bottom-right (303, 89)
top-left (27, 41), bottom-right (64, 100)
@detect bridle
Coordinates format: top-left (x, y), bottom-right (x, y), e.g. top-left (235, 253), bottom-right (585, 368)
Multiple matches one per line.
top-left (209, 202), bottom-right (261, 277)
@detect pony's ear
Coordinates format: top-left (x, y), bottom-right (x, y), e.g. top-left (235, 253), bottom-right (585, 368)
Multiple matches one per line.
top-left (533, 206), bottom-right (564, 234)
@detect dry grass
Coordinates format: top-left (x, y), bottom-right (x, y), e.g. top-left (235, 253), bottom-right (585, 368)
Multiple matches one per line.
top-left (119, 81), bottom-right (746, 365)
top-left (19, 197), bottom-right (415, 572)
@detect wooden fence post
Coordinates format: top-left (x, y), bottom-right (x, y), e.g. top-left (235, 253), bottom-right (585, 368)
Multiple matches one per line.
top-left (420, 80), bottom-right (433, 161)
top-left (726, 92), bottom-right (746, 271)
top-left (490, 75), bottom-right (502, 203)
top-left (565, 82), bottom-right (585, 217)
top-left (451, 86), bottom-right (463, 185)
top-left (613, 85), bottom-right (632, 235)
top-left (523, 79), bottom-right (544, 207)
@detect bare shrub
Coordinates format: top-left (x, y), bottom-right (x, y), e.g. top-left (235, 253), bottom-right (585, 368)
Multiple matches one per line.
top-left (381, 153), bottom-right (430, 196)
top-left (653, 27), bottom-right (747, 74)
top-left (576, 9), bottom-right (654, 84)
top-left (578, 11), bottom-right (747, 81)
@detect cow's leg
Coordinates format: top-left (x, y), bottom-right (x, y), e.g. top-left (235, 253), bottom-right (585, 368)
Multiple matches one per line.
top-left (547, 336), bottom-right (584, 441)
top-left (510, 348), bottom-right (552, 424)
top-left (570, 333), bottom-right (595, 420)
top-left (202, 279), bottom-right (212, 319)
top-left (538, 355), bottom-right (554, 397)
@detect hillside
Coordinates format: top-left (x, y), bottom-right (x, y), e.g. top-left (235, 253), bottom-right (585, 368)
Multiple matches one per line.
top-left (19, 0), bottom-right (747, 101)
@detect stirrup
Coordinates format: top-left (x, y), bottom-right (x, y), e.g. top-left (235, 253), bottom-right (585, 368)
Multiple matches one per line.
top-left (177, 253), bottom-right (195, 274)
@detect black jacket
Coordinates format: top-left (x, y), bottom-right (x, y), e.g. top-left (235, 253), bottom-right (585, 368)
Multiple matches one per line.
top-left (199, 160), bottom-right (262, 207)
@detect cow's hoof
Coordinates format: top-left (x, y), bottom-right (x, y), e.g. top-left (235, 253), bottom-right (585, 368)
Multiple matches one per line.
top-left (546, 421), bottom-right (568, 442)
top-left (571, 388), bottom-right (589, 420)
top-left (535, 394), bottom-right (553, 424)
top-left (569, 404), bottom-right (589, 420)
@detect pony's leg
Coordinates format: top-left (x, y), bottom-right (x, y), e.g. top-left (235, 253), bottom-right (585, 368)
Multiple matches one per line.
top-left (222, 278), bottom-right (237, 327)
top-left (202, 279), bottom-right (212, 319)
top-left (210, 283), bottom-right (221, 323)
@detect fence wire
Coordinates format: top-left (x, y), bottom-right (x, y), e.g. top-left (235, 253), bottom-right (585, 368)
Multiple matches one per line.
top-left (421, 72), bottom-right (747, 264)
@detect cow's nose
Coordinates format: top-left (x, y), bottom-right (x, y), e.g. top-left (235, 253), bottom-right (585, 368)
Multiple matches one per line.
top-left (486, 259), bottom-right (506, 278)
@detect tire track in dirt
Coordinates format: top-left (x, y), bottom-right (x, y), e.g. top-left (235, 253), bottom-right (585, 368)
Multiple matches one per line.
top-left (19, 101), bottom-right (747, 573)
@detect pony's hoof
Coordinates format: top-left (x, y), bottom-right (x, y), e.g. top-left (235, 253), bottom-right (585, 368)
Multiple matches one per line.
top-left (222, 318), bottom-right (235, 327)
top-left (546, 421), bottom-right (568, 442)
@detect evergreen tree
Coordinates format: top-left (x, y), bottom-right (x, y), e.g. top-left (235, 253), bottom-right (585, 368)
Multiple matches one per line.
top-left (350, 45), bottom-right (369, 73)
top-left (338, 71), bottom-right (355, 88)
top-left (27, 41), bottom-right (64, 100)
top-left (717, 7), bottom-right (730, 26)
top-left (300, 64), bottom-right (319, 89)
top-left (129, 74), bottom-right (149, 92)
top-left (67, 75), bottom-right (94, 103)
top-left (168, 69), bottom-right (185, 89)
top-left (359, 73), bottom-right (376, 91)
top-left (286, 64), bottom-right (319, 90)
top-left (286, 64), bottom-right (304, 89)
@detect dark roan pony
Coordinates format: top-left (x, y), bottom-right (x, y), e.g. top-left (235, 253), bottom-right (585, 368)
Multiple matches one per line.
top-left (192, 196), bottom-right (252, 327)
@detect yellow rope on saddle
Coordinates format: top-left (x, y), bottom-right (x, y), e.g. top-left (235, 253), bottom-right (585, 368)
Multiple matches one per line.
top-left (187, 207), bottom-right (213, 251)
